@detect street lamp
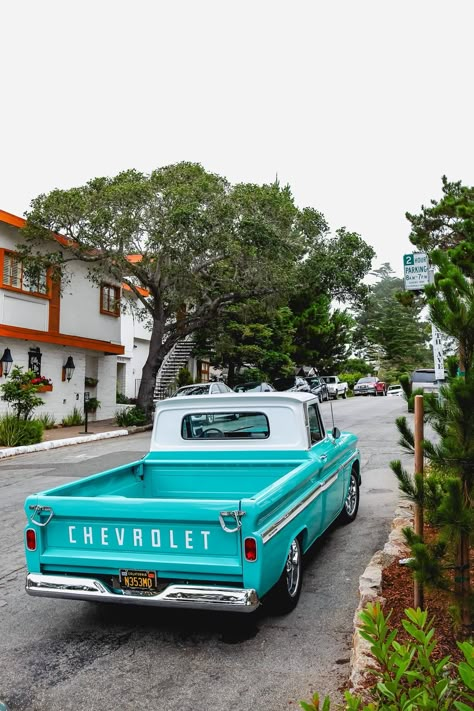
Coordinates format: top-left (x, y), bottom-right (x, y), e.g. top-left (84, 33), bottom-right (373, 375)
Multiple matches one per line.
top-left (62, 356), bottom-right (76, 382)
top-left (0, 348), bottom-right (13, 377)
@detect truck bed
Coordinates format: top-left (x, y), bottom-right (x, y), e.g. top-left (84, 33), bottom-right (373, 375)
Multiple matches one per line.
top-left (38, 451), bottom-right (306, 501)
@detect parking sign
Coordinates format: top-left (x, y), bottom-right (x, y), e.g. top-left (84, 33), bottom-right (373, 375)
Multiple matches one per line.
top-left (403, 253), bottom-right (430, 290)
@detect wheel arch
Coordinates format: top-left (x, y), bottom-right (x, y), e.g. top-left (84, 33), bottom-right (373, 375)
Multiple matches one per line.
top-left (352, 458), bottom-right (361, 485)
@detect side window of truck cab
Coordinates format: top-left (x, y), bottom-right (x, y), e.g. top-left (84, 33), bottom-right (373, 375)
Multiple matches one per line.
top-left (307, 404), bottom-right (325, 444)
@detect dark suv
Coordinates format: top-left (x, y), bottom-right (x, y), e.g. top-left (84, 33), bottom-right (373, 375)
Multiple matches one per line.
top-left (272, 376), bottom-right (311, 393)
top-left (305, 376), bottom-right (329, 402)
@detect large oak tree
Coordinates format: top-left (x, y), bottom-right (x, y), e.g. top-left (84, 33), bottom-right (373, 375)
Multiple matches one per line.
top-left (20, 164), bottom-right (306, 416)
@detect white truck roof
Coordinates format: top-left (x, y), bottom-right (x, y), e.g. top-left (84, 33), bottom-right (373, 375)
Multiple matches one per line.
top-left (151, 392), bottom-right (321, 451)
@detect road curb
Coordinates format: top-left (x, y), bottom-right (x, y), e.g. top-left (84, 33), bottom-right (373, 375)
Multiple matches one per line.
top-left (0, 428), bottom-right (145, 460)
top-left (349, 500), bottom-right (414, 693)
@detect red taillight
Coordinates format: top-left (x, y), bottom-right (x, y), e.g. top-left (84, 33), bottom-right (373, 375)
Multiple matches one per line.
top-left (244, 537), bottom-right (257, 562)
top-left (26, 529), bottom-right (36, 551)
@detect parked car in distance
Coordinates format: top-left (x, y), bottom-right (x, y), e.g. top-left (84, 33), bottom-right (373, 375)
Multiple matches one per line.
top-left (272, 376), bottom-right (311, 393)
top-left (387, 384), bottom-right (404, 397)
top-left (353, 376), bottom-right (387, 397)
top-left (233, 381), bottom-right (275, 393)
top-left (173, 382), bottom-right (233, 397)
top-left (410, 368), bottom-right (446, 395)
top-left (305, 376), bottom-right (329, 402)
top-left (320, 376), bottom-right (348, 400)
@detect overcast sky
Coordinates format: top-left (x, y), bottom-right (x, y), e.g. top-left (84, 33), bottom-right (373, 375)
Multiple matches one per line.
top-left (1, 1), bottom-right (473, 277)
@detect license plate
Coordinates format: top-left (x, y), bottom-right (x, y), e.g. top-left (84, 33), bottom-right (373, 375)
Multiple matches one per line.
top-left (119, 569), bottom-right (157, 591)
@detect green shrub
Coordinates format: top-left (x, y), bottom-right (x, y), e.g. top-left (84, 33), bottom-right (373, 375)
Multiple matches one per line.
top-left (300, 603), bottom-right (474, 711)
top-left (84, 397), bottom-right (101, 413)
top-left (37, 412), bottom-right (56, 429)
top-left (338, 372), bottom-right (366, 391)
top-left (61, 407), bottom-right (84, 426)
top-left (0, 415), bottom-right (44, 446)
top-left (0, 366), bottom-right (45, 420)
top-left (177, 367), bottom-right (194, 387)
top-left (116, 391), bottom-right (130, 404)
top-left (114, 406), bottom-right (147, 427)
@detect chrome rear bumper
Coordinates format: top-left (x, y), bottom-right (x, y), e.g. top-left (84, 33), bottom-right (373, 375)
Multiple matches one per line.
top-left (26, 573), bottom-right (259, 613)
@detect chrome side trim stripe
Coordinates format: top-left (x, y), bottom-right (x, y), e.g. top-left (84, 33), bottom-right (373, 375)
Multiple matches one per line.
top-left (26, 574), bottom-right (259, 613)
top-left (261, 451), bottom-right (359, 544)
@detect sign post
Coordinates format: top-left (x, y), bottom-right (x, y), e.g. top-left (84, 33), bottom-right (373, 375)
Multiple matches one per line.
top-left (432, 324), bottom-right (444, 381)
top-left (80, 392), bottom-right (90, 434)
top-left (403, 253), bottom-right (430, 291)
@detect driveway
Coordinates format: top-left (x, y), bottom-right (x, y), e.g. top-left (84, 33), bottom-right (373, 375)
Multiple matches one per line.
top-left (0, 396), bottom-right (409, 711)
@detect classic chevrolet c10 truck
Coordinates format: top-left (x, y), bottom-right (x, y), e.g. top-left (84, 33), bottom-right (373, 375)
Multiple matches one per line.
top-left (24, 392), bottom-right (361, 614)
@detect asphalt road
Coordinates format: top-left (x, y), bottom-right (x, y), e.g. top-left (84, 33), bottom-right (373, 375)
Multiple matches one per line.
top-left (0, 395), bottom-right (410, 711)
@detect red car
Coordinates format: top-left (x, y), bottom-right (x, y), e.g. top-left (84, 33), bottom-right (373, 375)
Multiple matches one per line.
top-left (353, 376), bottom-right (387, 396)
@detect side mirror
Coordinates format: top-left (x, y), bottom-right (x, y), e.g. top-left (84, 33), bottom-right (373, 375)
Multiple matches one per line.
top-left (332, 427), bottom-right (341, 440)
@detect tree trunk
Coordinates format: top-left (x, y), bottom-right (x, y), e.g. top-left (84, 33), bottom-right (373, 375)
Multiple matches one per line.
top-left (227, 362), bottom-right (236, 388)
top-left (455, 531), bottom-right (471, 633)
top-left (136, 311), bottom-right (166, 420)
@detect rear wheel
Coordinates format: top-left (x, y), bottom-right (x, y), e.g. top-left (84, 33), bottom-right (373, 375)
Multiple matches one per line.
top-left (266, 538), bottom-right (303, 614)
top-left (342, 389), bottom-right (347, 399)
top-left (338, 469), bottom-right (360, 524)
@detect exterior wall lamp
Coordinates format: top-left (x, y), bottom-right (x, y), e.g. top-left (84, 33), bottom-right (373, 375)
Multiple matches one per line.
top-left (62, 356), bottom-right (76, 382)
top-left (0, 348), bottom-right (13, 377)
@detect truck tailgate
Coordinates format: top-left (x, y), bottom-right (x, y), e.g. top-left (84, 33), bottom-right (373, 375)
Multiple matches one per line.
top-left (28, 494), bottom-right (244, 580)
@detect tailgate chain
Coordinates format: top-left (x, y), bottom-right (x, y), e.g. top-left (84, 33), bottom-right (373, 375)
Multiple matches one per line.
top-left (29, 505), bottom-right (54, 527)
top-left (219, 510), bottom-right (246, 533)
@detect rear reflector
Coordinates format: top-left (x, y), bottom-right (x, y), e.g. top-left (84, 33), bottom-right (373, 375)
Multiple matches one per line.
top-left (26, 529), bottom-right (36, 551)
top-left (244, 537), bottom-right (257, 562)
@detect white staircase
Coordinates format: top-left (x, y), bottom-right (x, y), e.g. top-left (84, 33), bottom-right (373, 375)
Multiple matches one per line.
top-left (154, 337), bottom-right (195, 400)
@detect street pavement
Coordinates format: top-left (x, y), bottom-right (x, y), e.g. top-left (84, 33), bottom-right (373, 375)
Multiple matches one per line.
top-left (0, 396), bottom-right (410, 711)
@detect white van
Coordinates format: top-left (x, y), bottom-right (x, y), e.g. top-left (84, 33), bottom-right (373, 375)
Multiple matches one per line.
top-left (410, 369), bottom-right (446, 394)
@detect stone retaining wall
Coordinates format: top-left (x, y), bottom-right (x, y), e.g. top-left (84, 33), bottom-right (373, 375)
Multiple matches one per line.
top-left (350, 500), bottom-right (414, 693)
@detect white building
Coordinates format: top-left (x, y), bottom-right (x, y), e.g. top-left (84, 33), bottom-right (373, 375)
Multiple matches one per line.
top-left (0, 210), bottom-right (124, 422)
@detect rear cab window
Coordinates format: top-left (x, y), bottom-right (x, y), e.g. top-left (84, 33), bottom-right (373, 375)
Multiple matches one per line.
top-left (181, 412), bottom-right (270, 439)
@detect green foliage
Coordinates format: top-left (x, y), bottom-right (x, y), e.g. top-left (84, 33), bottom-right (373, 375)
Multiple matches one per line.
top-left (339, 372), bottom-right (367, 391)
top-left (84, 377), bottom-right (99, 387)
top-left (353, 264), bottom-right (432, 373)
top-left (291, 295), bottom-right (354, 373)
top-left (0, 366), bottom-right (45, 421)
top-left (37, 412), bottom-right (56, 429)
top-left (393, 187), bottom-right (474, 627)
top-left (114, 407), bottom-right (147, 427)
top-left (84, 397), bottom-right (101, 413)
top-left (339, 358), bottom-right (373, 374)
top-left (299, 603), bottom-right (474, 710)
top-left (116, 391), bottom-right (130, 404)
top-left (177, 367), bottom-right (194, 387)
top-left (61, 407), bottom-right (84, 426)
top-left (20, 165), bottom-right (375, 414)
top-left (0, 415), bottom-right (44, 446)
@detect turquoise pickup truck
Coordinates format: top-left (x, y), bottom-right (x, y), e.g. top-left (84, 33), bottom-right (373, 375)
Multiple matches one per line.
top-left (24, 393), bottom-right (360, 614)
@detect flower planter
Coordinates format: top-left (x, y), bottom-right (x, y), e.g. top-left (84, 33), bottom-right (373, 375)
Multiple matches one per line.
top-left (37, 385), bottom-right (53, 392)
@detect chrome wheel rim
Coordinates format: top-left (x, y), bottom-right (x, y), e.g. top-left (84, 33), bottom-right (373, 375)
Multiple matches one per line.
top-left (345, 474), bottom-right (358, 516)
top-left (285, 539), bottom-right (301, 597)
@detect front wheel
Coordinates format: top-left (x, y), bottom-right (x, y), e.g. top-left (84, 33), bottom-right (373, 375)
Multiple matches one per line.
top-left (266, 538), bottom-right (303, 614)
top-left (338, 469), bottom-right (360, 524)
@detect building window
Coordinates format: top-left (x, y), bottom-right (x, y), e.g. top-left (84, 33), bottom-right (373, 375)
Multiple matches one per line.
top-left (1, 250), bottom-right (49, 297)
top-left (100, 284), bottom-right (121, 316)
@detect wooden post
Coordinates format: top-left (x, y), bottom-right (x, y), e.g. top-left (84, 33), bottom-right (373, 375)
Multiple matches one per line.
top-left (414, 394), bottom-right (424, 609)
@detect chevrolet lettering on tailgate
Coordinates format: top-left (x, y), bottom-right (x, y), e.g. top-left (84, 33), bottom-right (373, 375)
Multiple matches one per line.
top-left (24, 393), bottom-right (361, 614)
top-left (67, 525), bottom-right (211, 550)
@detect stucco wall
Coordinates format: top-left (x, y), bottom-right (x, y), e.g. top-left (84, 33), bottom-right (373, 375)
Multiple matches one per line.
top-left (0, 338), bottom-right (117, 423)
top-left (60, 263), bottom-right (121, 344)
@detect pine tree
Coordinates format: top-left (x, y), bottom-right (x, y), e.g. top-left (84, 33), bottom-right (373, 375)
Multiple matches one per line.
top-left (391, 248), bottom-right (474, 632)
